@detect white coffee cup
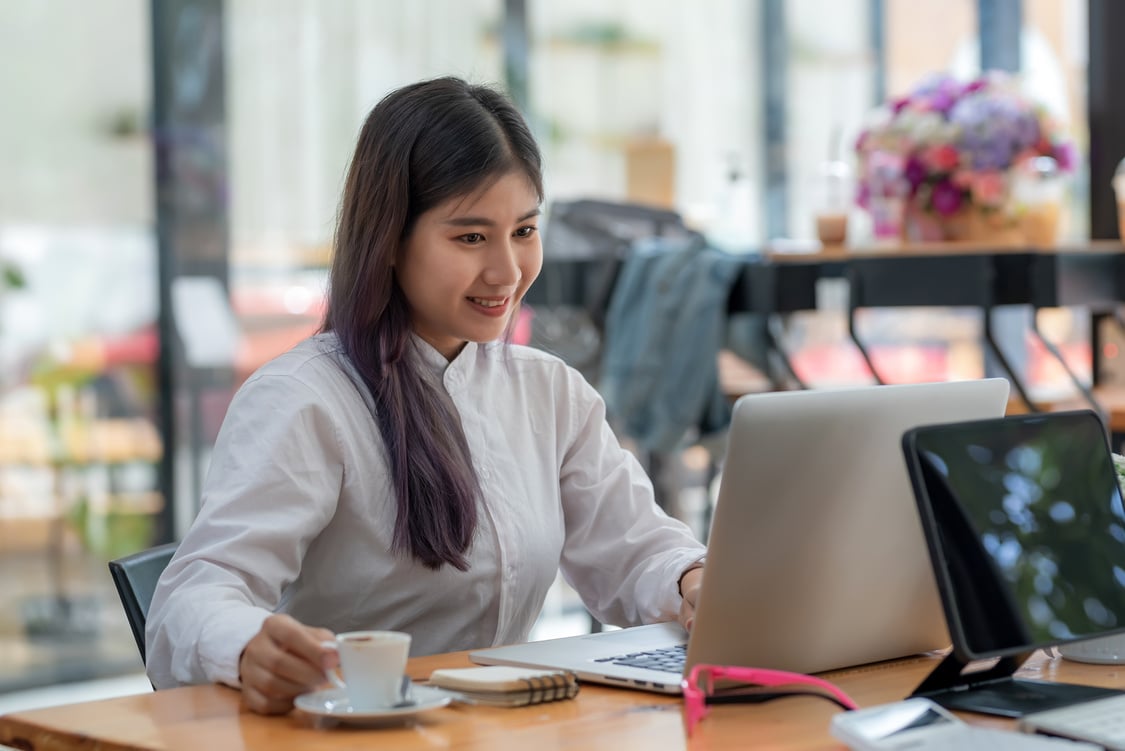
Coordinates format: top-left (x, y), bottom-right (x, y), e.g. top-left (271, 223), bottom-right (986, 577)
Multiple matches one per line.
top-left (1057, 633), bottom-right (1125, 665)
top-left (321, 630), bottom-right (411, 710)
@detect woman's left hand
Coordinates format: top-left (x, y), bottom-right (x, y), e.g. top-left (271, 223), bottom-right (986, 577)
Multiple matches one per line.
top-left (678, 567), bottom-right (704, 632)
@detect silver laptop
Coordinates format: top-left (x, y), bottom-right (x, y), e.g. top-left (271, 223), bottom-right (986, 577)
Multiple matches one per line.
top-left (470, 378), bottom-right (1011, 694)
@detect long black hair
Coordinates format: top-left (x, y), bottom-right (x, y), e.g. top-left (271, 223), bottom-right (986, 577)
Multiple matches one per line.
top-left (322, 77), bottom-right (543, 570)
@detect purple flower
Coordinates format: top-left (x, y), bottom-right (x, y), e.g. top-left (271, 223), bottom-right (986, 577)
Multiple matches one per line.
top-left (856, 181), bottom-right (871, 209)
top-left (950, 92), bottom-right (1030, 170)
top-left (928, 91), bottom-right (956, 114)
top-left (911, 72), bottom-right (961, 99)
top-left (904, 157), bottom-right (928, 189)
top-left (1053, 141), bottom-right (1077, 172)
top-left (930, 179), bottom-right (964, 216)
top-left (910, 73), bottom-right (964, 114)
top-left (963, 78), bottom-right (988, 94)
top-left (1010, 110), bottom-right (1041, 150)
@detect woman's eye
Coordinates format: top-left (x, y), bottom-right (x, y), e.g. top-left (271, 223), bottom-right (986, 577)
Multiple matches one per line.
top-left (460, 233), bottom-right (485, 244)
top-left (515, 225), bottom-right (538, 238)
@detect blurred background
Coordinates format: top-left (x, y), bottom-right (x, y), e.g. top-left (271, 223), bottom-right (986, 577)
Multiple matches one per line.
top-left (0, 0), bottom-right (1109, 699)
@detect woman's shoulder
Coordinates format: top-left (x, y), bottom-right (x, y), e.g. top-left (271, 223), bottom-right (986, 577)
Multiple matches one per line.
top-left (241, 333), bottom-right (355, 395)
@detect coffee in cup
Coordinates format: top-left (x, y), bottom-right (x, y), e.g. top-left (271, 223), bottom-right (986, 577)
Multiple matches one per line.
top-left (813, 159), bottom-right (852, 249)
top-left (321, 630), bottom-right (411, 710)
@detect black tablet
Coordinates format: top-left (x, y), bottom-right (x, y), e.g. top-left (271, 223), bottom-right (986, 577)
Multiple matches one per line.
top-left (902, 409), bottom-right (1125, 716)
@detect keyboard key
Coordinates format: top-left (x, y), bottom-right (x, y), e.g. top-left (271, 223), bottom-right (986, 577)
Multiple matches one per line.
top-left (603, 645), bottom-right (686, 674)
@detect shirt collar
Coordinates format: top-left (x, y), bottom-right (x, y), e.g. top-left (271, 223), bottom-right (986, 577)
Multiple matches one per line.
top-left (411, 334), bottom-right (479, 380)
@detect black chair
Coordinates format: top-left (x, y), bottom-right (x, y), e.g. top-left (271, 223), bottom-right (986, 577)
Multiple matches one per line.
top-left (108, 542), bottom-right (178, 664)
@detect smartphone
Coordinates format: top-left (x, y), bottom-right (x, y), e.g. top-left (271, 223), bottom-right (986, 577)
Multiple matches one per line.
top-left (830, 698), bottom-right (1099, 750)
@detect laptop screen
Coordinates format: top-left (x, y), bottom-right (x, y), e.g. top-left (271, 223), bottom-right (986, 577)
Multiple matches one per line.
top-left (905, 410), bottom-right (1125, 658)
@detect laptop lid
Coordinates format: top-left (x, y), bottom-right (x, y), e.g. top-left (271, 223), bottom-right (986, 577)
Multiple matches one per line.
top-left (472, 378), bottom-right (1009, 692)
top-left (684, 378), bottom-right (1010, 676)
top-left (901, 409), bottom-right (1125, 715)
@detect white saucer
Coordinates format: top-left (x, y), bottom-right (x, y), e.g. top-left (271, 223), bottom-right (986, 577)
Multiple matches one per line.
top-left (294, 685), bottom-right (451, 722)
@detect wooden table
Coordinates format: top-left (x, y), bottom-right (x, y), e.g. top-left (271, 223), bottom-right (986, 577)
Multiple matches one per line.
top-left (3, 649), bottom-right (1125, 751)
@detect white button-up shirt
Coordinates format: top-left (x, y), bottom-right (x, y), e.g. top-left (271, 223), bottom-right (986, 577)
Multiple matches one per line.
top-left (146, 333), bottom-right (705, 689)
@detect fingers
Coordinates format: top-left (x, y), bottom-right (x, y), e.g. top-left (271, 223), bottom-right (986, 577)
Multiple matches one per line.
top-left (678, 600), bottom-right (696, 632)
top-left (310, 626), bottom-right (339, 671)
top-left (244, 640), bottom-right (323, 692)
top-left (242, 681), bottom-right (302, 715)
top-left (238, 614), bottom-right (337, 715)
top-left (262, 615), bottom-right (337, 678)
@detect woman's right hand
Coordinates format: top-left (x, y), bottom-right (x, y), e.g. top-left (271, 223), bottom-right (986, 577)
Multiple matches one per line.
top-left (238, 613), bottom-right (339, 715)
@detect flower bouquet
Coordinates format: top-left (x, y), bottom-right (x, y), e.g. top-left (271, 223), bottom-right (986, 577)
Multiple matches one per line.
top-left (855, 71), bottom-right (1076, 244)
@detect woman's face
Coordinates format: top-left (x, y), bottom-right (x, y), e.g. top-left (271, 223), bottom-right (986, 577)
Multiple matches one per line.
top-left (397, 171), bottom-right (542, 360)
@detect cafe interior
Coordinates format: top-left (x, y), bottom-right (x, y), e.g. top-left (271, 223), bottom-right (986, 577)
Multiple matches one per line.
top-left (3, 0), bottom-right (1125, 732)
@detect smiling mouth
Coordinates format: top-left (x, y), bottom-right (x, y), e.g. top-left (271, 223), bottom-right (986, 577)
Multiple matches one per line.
top-left (468, 297), bottom-right (507, 308)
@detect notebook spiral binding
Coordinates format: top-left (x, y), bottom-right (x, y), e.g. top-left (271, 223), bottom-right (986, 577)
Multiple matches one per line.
top-left (522, 672), bottom-right (579, 704)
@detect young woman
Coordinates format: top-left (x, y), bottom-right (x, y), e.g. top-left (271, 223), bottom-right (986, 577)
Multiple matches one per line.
top-left (145, 76), bottom-right (705, 715)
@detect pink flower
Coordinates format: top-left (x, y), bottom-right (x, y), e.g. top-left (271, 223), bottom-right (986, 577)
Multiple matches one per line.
top-left (951, 170), bottom-right (975, 188)
top-left (971, 171), bottom-right (1007, 207)
top-left (920, 144), bottom-right (960, 172)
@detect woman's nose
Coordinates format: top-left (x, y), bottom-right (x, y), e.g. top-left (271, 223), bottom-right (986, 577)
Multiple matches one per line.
top-left (482, 241), bottom-right (521, 287)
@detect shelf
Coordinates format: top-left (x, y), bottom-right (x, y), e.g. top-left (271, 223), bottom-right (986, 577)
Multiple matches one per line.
top-left (0, 418), bottom-right (162, 467)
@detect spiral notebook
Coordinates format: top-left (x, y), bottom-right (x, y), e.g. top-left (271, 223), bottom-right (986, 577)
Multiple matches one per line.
top-left (428, 666), bottom-right (579, 707)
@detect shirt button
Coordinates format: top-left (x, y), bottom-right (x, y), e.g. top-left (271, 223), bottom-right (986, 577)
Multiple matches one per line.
top-left (478, 466), bottom-right (491, 480)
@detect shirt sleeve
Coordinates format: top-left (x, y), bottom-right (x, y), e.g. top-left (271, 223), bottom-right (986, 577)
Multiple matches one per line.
top-left (556, 369), bottom-right (706, 627)
top-left (145, 371), bottom-right (345, 689)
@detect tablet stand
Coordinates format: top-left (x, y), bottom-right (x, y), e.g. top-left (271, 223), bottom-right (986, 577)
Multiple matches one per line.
top-left (910, 649), bottom-right (1123, 717)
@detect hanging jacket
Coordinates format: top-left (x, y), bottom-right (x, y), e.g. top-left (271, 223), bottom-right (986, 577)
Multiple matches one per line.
top-left (600, 236), bottom-right (743, 452)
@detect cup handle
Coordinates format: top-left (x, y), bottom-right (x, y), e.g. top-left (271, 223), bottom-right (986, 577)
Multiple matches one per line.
top-left (320, 639), bottom-right (346, 691)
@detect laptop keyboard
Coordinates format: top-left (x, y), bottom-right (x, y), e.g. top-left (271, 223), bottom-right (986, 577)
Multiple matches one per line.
top-left (1019, 694), bottom-right (1125, 750)
top-left (593, 644), bottom-right (687, 673)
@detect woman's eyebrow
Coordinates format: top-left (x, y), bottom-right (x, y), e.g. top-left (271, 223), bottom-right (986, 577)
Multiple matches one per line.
top-left (441, 207), bottom-right (541, 227)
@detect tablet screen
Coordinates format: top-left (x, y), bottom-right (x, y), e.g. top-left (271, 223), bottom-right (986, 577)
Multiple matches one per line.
top-left (908, 410), bottom-right (1125, 657)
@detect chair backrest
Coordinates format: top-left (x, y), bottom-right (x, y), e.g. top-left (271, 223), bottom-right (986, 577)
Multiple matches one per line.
top-left (108, 542), bottom-right (178, 664)
top-left (530, 199), bottom-right (699, 380)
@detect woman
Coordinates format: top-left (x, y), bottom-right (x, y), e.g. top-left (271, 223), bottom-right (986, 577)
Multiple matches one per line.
top-left (145, 76), bottom-right (705, 715)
